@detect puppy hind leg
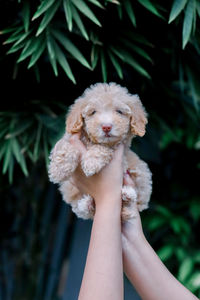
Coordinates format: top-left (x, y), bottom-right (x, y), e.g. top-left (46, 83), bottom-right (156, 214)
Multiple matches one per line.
top-left (49, 141), bottom-right (80, 183)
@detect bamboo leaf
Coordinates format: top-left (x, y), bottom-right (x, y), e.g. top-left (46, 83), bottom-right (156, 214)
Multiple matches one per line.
top-left (11, 138), bottom-right (22, 163)
top-left (8, 156), bottom-right (14, 184)
top-left (182, 0), bottom-right (196, 49)
top-left (22, 1), bottom-right (30, 32)
top-left (3, 27), bottom-right (24, 44)
top-left (17, 36), bottom-right (44, 63)
top-left (122, 50), bottom-right (151, 78)
top-left (91, 44), bottom-right (99, 69)
top-left (32, 0), bottom-right (56, 20)
top-left (137, 0), bottom-right (163, 18)
top-left (33, 122), bottom-right (42, 161)
top-left (46, 34), bottom-right (58, 76)
top-left (54, 42), bottom-right (76, 83)
top-left (168, 0), bottom-right (187, 23)
top-left (28, 38), bottom-right (46, 68)
top-left (178, 257), bottom-right (194, 282)
top-left (63, 0), bottom-right (73, 31)
top-left (119, 38), bottom-right (153, 63)
top-left (19, 154), bottom-right (29, 176)
top-left (88, 0), bottom-right (104, 9)
top-left (52, 29), bottom-right (91, 69)
top-left (158, 245), bottom-right (174, 261)
top-left (100, 51), bottom-right (107, 82)
top-left (124, 0), bottom-right (136, 27)
top-left (36, 1), bottom-right (61, 36)
top-left (108, 51), bottom-right (123, 79)
top-left (71, 5), bottom-right (89, 40)
top-left (109, 46), bottom-right (124, 61)
top-left (71, 0), bottom-right (101, 26)
top-left (2, 141), bottom-right (12, 174)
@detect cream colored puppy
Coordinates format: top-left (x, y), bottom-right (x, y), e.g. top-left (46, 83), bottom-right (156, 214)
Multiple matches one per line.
top-left (48, 82), bottom-right (152, 220)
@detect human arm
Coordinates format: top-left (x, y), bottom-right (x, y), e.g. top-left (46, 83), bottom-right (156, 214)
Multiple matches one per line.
top-left (122, 174), bottom-right (198, 300)
top-left (70, 134), bottom-right (124, 300)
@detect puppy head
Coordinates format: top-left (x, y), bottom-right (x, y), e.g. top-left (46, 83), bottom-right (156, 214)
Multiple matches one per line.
top-left (66, 83), bottom-right (147, 145)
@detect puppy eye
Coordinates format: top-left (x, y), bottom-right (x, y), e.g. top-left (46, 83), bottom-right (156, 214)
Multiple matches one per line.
top-left (90, 110), bottom-right (96, 116)
top-left (116, 109), bottom-right (123, 115)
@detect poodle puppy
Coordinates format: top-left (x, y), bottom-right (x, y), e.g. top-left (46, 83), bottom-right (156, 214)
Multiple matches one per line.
top-left (48, 82), bottom-right (152, 220)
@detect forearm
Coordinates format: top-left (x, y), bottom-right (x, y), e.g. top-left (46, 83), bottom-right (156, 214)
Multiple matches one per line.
top-left (123, 234), bottom-right (198, 300)
top-left (78, 200), bottom-right (123, 300)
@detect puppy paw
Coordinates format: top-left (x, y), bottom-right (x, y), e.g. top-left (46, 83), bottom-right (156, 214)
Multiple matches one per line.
top-left (121, 205), bottom-right (137, 221)
top-left (122, 186), bottom-right (137, 203)
top-left (72, 194), bottom-right (95, 219)
top-left (81, 146), bottom-right (113, 177)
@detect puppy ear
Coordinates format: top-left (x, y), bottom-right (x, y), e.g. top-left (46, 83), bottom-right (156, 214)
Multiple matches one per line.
top-left (130, 96), bottom-right (147, 137)
top-left (66, 101), bottom-right (83, 133)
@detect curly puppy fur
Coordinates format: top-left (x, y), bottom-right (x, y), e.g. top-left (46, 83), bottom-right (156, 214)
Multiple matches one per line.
top-left (48, 82), bottom-right (152, 220)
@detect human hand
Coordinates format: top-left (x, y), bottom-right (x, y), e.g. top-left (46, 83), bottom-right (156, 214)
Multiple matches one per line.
top-left (69, 133), bottom-right (124, 212)
top-left (122, 174), bottom-right (145, 246)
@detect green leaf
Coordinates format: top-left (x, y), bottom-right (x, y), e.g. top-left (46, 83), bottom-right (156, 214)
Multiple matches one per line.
top-left (108, 51), bottom-right (123, 79)
top-left (19, 154), bottom-right (29, 176)
top-left (186, 67), bottom-right (199, 111)
top-left (52, 29), bottom-right (91, 69)
top-left (119, 38), bottom-right (153, 63)
top-left (63, 0), bottom-right (73, 31)
top-left (17, 36), bottom-right (44, 63)
top-left (91, 44), bottom-right (99, 69)
top-left (156, 205), bottom-right (172, 218)
top-left (88, 0), bottom-right (104, 9)
top-left (36, 1), bottom-right (61, 36)
top-left (182, 0), bottom-right (196, 49)
top-left (168, 0), bottom-right (187, 23)
top-left (109, 46), bottom-right (124, 61)
top-left (22, 1), bottom-right (30, 32)
top-left (124, 0), bottom-right (136, 27)
top-left (28, 38), bottom-right (46, 68)
top-left (178, 257), bottom-right (194, 282)
top-left (123, 50), bottom-right (151, 78)
top-left (3, 27), bottom-right (24, 44)
top-left (46, 34), bottom-right (58, 76)
top-left (148, 216), bottom-right (166, 231)
top-left (8, 156), bottom-right (14, 184)
top-left (54, 42), bottom-right (76, 83)
top-left (5, 119), bottom-right (33, 138)
top-left (6, 41), bottom-right (26, 54)
top-left (157, 245), bottom-right (174, 261)
top-left (71, 5), bottom-right (89, 40)
top-left (32, 0), bottom-right (56, 20)
top-left (100, 51), bottom-right (107, 82)
top-left (137, 0), bottom-right (163, 18)
top-left (11, 138), bottom-right (22, 163)
top-left (2, 141), bottom-right (12, 174)
top-left (71, 0), bottom-right (101, 26)
top-left (11, 28), bottom-right (33, 47)
top-left (33, 123), bottom-right (42, 161)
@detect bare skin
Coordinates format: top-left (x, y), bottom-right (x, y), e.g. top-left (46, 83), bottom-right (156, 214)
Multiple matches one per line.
top-left (69, 133), bottom-right (198, 300)
top-left (70, 133), bottom-right (124, 300)
top-left (122, 175), bottom-right (198, 300)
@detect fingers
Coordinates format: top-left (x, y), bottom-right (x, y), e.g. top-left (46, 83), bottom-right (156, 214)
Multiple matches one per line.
top-left (123, 172), bottom-right (135, 186)
top-left (69, 133), bottom-right (86, 154)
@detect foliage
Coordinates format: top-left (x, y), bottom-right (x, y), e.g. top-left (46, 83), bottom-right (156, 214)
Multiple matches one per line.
top-left (0, 0), bottom-right (200, 299)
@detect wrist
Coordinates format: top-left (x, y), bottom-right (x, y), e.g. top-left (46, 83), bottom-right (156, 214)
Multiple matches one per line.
top-left (95, 195), bottom-right (122, 217)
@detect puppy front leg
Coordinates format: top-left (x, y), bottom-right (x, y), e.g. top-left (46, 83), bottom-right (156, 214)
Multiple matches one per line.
top-left (48, 135), bottom-right (80, 183)
top-left (81, 145), bottom-right (113, 177)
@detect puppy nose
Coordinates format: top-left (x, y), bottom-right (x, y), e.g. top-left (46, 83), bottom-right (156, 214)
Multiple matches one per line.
top-left (102, 124), bottom-right (112, 132)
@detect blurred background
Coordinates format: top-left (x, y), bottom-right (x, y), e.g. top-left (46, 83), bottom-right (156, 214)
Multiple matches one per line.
top-left (0, 0), bottom-right (200, 299)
